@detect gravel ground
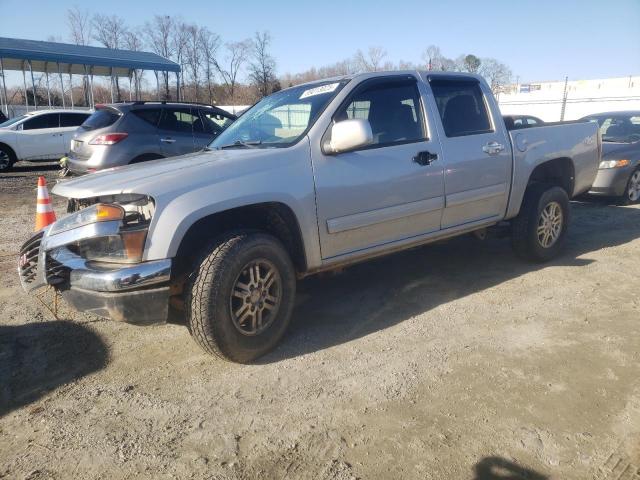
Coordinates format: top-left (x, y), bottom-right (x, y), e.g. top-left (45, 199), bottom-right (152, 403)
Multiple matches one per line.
top-left (1, 161), bottom-right (639, 479)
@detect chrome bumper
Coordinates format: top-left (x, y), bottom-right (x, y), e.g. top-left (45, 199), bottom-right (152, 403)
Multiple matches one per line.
top-left (19, 231), bottom-right (172, 325)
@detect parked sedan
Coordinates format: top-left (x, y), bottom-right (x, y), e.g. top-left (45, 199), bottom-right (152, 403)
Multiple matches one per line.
top-left (582, 111), bottom-right (640, 204)
top-left (503, 114), bottom-right (544, 130)
top-left (65, 102), bottom-right (236, 175)
top-left (0, 109), bottom-right (91, 171)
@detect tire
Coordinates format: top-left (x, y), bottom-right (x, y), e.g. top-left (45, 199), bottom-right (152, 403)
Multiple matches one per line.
top-left (511, 184), bottom-right (570, 262)
top-left (186, 231), bottom-right (297, 363)
top-left (0, 145), bottom-right (15, 172)
top-left (619, 168), bottom-right (640, 205)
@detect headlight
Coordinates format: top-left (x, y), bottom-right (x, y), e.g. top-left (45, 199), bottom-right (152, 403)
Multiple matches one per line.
top-left (49, 195), bottom-right (154, 264)
top-left (599, 159), bottom-right (630, 169)
top-left (49, 204), bottom-right (124, 235)
top-left (74, 229), bottom-right (148, 263)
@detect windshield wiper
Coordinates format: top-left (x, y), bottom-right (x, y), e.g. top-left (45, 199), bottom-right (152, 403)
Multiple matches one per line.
top-left (218, 140), bottom-right (262, 149)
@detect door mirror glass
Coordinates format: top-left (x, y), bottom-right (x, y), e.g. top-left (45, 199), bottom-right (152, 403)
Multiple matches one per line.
top-left (328, 119), bottom-right (373, 153)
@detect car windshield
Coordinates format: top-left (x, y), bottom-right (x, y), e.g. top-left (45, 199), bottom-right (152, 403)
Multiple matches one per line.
top-left (584, 114), bottom-right (640, 143)
top-left (0, 115), bottom-right (27, 128)
top-left (210, 80), bottom-right (348, 149)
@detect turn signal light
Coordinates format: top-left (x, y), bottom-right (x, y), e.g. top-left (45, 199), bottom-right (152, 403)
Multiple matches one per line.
top-left (95, 204), bottom-right (125, 222)
top-left (89, 133), bottom-right (129, 145)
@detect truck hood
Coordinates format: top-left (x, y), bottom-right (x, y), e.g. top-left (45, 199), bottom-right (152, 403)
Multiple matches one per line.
top-left (52, 147), bottom-right (291, 199)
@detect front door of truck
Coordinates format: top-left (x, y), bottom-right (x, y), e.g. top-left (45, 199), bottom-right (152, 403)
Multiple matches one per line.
top-left (426, 77), bottom-right (512, 229)
top-left (313, 76), bottom-right (445, 260)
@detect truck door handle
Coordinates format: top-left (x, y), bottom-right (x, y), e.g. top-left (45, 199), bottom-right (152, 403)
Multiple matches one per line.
top-left (413, 150), bottom-right (438, 166)
top-left (161, 137), bottom-right (176, 144)
top-left (482, 142), bottom-right (505, 155)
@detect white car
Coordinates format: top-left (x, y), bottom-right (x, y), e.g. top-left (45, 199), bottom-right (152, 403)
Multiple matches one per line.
top-left (0, 109), bottom-right (91, 171)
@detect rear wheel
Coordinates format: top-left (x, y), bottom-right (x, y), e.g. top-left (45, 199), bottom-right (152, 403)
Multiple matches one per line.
top-left (186, 231), bottom-right (296, 363)
top-left (0, 145), bottom-right (15, 172)
top-left (511, 185), bottom-right (570, 262)
top-left (620, 168), bottom-right (640, 205)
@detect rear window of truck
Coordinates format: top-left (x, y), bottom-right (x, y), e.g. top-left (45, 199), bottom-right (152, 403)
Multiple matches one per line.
top-left (430, 80), bottom-right (492, 137)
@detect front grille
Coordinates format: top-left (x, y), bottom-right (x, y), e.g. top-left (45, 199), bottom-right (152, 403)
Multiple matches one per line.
top-left (45, 254), bottom-right (69, 286)
top-left (18, 231), bottom-right (44, 286)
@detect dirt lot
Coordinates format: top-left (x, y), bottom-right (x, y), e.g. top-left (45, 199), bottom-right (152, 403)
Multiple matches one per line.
top-left (1, 162), bottom-right (639, 480)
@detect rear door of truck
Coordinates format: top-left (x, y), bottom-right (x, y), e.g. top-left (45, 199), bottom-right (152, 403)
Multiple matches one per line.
top-left (423, 75), bottom-right (513, 228)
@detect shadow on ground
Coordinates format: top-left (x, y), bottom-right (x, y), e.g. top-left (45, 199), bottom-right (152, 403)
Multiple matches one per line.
top-left (473, 456), bottom-right (548, 479)
top-left (0, 320), bottom-right (108, 417)
top-left (257, 200), bottom-right (640, 363)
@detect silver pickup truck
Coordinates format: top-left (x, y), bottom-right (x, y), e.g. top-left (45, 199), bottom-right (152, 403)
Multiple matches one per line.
top-left (19, 71), bottom-right (600, 362)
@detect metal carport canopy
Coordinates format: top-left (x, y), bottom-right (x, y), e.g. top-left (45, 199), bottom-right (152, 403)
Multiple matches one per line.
top-left (0, 37), bottom-right (180, 76)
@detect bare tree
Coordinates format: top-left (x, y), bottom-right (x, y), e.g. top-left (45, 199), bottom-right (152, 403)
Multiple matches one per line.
top-left (479, 58), bottom-right (512, 95)
top-left (354, 46), bottom-right (387, 72)
top-left (421, 45), bottom-right (442, 70)
top-left (67, 6), bottom-right (93, 105)
top-left (214, 40), bottom-right (251, 103)
top-left (144, 15), bottom-right (175, 99)
top-left (123, 29), bottom-right (144, 99)
top-left (92, 14), bottom-right (128, 100)
top-left (67, 6), bottom-right (93, 46)
top-left (248, 31), bottom-right (277, 98)
top-left (199, 28), bottom-right (221, 104)
top-left (184, 24), bottom-right (205, 102)
top-left (171, 23), bottom-right (190, 100)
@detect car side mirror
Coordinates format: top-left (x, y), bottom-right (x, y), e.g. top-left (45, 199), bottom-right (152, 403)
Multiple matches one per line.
top-left (14, 123), bottom-right (23, 131)
top-left (328, 119), bottom-right (373, 154)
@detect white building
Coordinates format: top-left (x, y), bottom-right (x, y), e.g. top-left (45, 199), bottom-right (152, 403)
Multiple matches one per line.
top-left (498, 75), bottom-right (640, 121)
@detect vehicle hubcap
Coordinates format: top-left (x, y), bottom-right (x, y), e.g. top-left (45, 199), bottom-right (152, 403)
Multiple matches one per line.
top-left (229, 259), bottom-right (281, 336)
top-left (0, 151), bottom-right (9, 170)
top-left (628, 171), bottom-right (640, 202)
top-left (537, 201), bottom-right (563, 248)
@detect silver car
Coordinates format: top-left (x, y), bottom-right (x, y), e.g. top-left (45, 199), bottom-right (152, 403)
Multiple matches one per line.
top-left (583, 111), bottom-right (640, 204)
top-left (66, 102), bottom-right (236, 174)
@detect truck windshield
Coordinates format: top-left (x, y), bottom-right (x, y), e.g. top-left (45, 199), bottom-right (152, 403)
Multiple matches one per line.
top-left (210, 80), bottom-right (348, 149)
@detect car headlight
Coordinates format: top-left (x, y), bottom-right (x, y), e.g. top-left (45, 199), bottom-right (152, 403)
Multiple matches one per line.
top-left (599, 159), bottom-right (630, 169)
top-left (49, 204), bottom-right (124, 235)
top-left (49, 195), bottom-right (154, 264)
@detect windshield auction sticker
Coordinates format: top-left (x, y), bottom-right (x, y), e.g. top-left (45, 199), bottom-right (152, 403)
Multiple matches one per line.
top-left (299, 82), bottom-right (340, 99)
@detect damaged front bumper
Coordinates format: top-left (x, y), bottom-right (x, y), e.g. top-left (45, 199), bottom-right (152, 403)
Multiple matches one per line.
top-left (18, 229), bottom-right (171, 325)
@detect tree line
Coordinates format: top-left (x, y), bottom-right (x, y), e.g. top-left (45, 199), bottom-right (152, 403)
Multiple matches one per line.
top-left (7, 7), bottom-right (513, 108)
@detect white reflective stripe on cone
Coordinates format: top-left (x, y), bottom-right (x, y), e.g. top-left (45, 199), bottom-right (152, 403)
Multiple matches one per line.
top-left (36, 203), bottom-right (54, 213)
top-left (37, 186), bottom-right (50, 199)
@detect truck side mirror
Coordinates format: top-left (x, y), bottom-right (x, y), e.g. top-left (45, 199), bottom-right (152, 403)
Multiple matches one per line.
top-left (328, 119), bottom-right (373, 154)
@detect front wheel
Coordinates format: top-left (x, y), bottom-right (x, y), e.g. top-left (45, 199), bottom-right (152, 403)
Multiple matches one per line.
top-left (186, 231), bottom-right (297, 363)
top-left (619, 168), bottom-right (640, 205)
top-left (511, 185), bottom-right (570, 262)
top-left (0, 145), bottom-right (15, 172)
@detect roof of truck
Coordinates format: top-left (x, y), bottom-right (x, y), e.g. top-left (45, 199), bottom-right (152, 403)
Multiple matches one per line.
top-left (292, 70), bottom-right (483, 89)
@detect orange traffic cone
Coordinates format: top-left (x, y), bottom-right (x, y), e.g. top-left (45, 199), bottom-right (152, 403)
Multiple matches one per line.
top-left (35, 176), bottom-right (56, 231)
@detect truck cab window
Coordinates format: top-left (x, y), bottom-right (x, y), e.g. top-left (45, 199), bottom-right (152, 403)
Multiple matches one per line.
top-left (431, 80), bottom-right (492, 137)
top-left (336, 80), bottom-right (425, 147)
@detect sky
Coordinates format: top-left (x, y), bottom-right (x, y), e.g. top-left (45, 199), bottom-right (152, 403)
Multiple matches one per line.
top-left (1, 0), bottom-right (639, 83)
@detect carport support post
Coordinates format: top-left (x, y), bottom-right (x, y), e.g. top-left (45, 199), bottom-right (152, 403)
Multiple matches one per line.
top-left (21, 63), bottom-right (28, 110)
top-left (44, 63), bottom-right (52, 107)
top-left (0, 57), bottom-right (8, 116)
top-left (57, 63), bottom-right (66, 108)
top-left (154, 71), bottom-right (159, 100)
top-left (109, 68), bottom-right (115, 103)
top-left (176, 71), bottom-right (180, 101)
top-left (128, 70), bottom-right (132, 101)
top-left (69, 71), bottom-right (74, 109)
top-left (28, 60), bottom-right (38, 109)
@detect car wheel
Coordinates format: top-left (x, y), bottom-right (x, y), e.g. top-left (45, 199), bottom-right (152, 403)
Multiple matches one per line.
top-left (0, 145), bottom-right (15, 172)
top-left (511, 184), bottom-right (570, 262)
top-left (620, 168), bottom-right (640, 205)
top-left (186, 231), bottom-right (296, 363)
